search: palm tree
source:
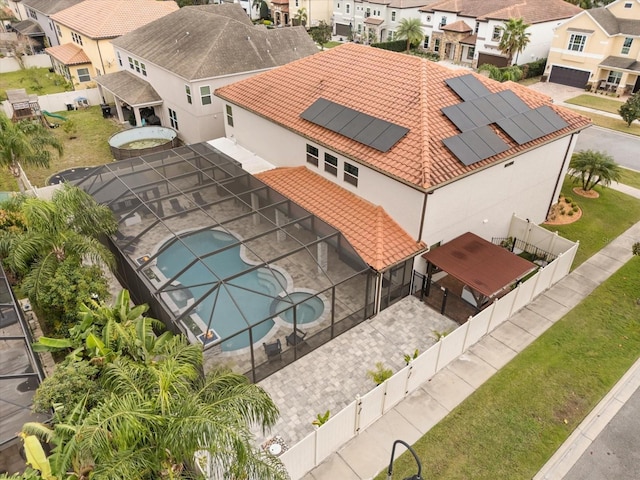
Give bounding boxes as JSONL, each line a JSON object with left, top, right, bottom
{"left": 569, "top": 149, "right": 621, "bottom": 192}
{"left": 293, "top": 7, "right": 307, "bottom": 26}
{"left": 395, "top": 18, "right": 424, "bottom": 52}
{"left": 498, "top": 18, "right": 531, "bottom": 65}
{"left": 0, "top": 183, "right": 116, "bottom": 306}
{"left": 0, "top": 112, "right": 63, "bottom": 192}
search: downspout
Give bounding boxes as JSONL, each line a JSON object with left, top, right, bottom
{"left": 546, "top": 133, "right": 576, "bottom": 218}
{"left": 373, "top": 271, "right": 383, "bottom": 314}
{"left": 96, "top": 38, "right": 106, "bottom": 75}
{"left": 417, "top": 190, "right": 432, "bottom": 243}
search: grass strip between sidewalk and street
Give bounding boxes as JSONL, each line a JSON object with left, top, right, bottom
{"left": 618, "top": 168, "right": 640, "bottom": 190}
{"left": 565, "top": 107, "right": 640, "bottom": 137}
{"left": 565, "top": 94, "right": 624, "bottom": 114}
{"left": 378, "top": 256, "right": 640, "bottom": 480}
{"left": 542, "top": 176, "right": 640, "bottom": 268}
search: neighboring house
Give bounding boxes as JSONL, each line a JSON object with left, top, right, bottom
{"left": 215, "top": 44, "right": 590, "bottom": 264}
{"left": 334, "top": 0, "right": 436, "bottom": 43}
{"left": 419, "top": 0, "right": 582, "bottom": 67}
{"left": 19, "top": 0, "right": 82, "bottom": 48}
{"left": 6, "top": 17, "right": 44, "bottom": 53}
{"left": 291, "top": 0, "right": 332, "bottom": 27}
{"left": 4, "top": 0, "right": 26, "bottom": 22}
{"left": 545, "top": 0, "right": 640, "bottom": 94}
{"left": 98, "top": 3, "right": 318, "bottom": 143}
{"left": 45, "top": 0, "right": 178, "bottom": 90}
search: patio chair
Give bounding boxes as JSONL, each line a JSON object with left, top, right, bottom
{"left": 286, "top": 330, "right": 307, "bottom": 347}
{"left": 114, "top": 230, "right": 135, "bottom": 244}
{"left": 263, "top": 339, "right": 282, "bottom": 362}
{"left": 170, "top": 198, "right": 187, "bottom": 217}
{"left": 192, "top": 191, "right": 209, "bottom": 209}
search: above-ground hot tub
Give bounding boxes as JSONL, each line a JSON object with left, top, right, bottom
{"left": 109, "top": 126, "right": 178, "bottom": 160}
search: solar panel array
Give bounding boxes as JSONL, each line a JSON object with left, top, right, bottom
{"left": 300, "top": 98, "right": 409, "bottom": 153}
{"left": 441, "top": 74, "right": 569, "bottom": 166}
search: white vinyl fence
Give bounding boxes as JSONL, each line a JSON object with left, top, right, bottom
{"left": 279, "top": 220, "right": 578, "bottom": 480}
{"left": 0, "top": 53, "right": 52, "bottom": 72}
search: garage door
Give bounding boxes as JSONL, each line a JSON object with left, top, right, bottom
{"left": 477, "top": 53, "right": 508, "bottom": 68}
{"left": 335, "top": 23, "right": 351, "bottom": 37}
{"left": 549, "top": 66, "right": 590, "bottom": 88}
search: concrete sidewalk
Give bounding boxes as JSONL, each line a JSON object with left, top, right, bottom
{"left": 304, "top": 183, "right": 640, "bottom": 479}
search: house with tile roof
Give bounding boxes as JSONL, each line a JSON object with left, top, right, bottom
{"left": 418, "top": 0, "right": 582, "bottom": 67}
{"left": 545, "top": 0, "right": 640, "bottom": 94}
{"left": 98, "top": 3, "right": 318, "bottom": 142}
{"left": 333, "top": 0, "right": 437, "bottom": 43}
{"left": 214, "top": 44, "right": 590, "bottom": 271}
{"left": 18, "top": 0, "right": 82, "bottom": 47}
{"left": 45, "top": 0, "right": 178, "bottom": 90}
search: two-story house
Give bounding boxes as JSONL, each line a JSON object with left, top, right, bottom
{"left": 97, "top": 3, "right": 318, "bottom": 142}
{"left": 545, "top": 0, "right": 640, "bottom": 94}
{"left": 18, "top": 0, "right": 82, "bottom": 48}
{"left": 419, "top": 0, "right": 582, "bottom": 67}
{"left": 333, "top": 0, "right": 436, "bottom": 43}
{"left": 214, "top": 43, "right": 590, "bottom": 264}
{"left": 45, "top": 0, "right": 178, "bottom": 89}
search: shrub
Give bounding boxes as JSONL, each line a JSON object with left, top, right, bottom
{"left": 572, "top": 206, "right": 579, "bottom": 212}
{"left": 367, "top": 362, "right": 393, "bottom": 385}
{"left": 568, "top": 210, "right": 574, "bottom": 216}
{"left": 371, "top": 39, "right": 407, "bottom": 52}
{"left": 633, "top": 242, "right": 640, "bottom": 256}
{"left": 564, "top": 196, "right": 572, "bottom": 204}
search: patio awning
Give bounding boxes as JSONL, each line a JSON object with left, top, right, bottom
{"left": 422, "top": 232, "right": 536, "bottom": 298}
{"left": 95, "top": 70, "right": 161, "bottom": 106}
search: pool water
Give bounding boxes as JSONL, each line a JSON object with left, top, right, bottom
{"left": 120, "top": 138, "right": 169, "bottom": 149}
{"left": 156, "top": 230, "right": 287, "bottom": 351}
{"left": 273, "top": 292, "right": 324, "bottom": 325}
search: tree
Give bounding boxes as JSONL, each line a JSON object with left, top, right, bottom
{"left": 293, "top": 7, "right": 307, "bottom": 26}
{"left": 310, "top": 21, "right": 332, "bottom": 50}
{"left": 619, "top": 92, "right": 640, "bottom": 126}
{"left": 395, "top": 18, "right": 424, "bottom": 52}
{"left": 498, "top": 18, "right": 531, "bottom": 65}
{"left": 569, "top": 149, "right": 621, "bottom": 192}
{"left": 0, "top": 112, "right": 63, "bottom": 192}
{"left": 253, "top": 0, "right": 269, "bottom": 20}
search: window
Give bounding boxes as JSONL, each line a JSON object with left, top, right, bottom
{"left": 324, "top": 153, "right": 338, "bottom": 175}
{"left": 169, "top": 108, "right": 178, "bottom": 130}
{"left": 71, "top": 32, "right": 83, "bottom": 45}
{"left": 365, "top": 8, "right": 370, "bottom": 17}
{"left": 185, "top": 85, "right": 192, "bottom": 104}
{"left": 27, "top": 8, "right": 37, "bottom": 19}
{"left": 134, "top": 59, "right": 140, "bottom": 73}
{"left": 358, "top": 24, "right": 362, "bottom": 33}
{"left": 474, "top": 21, "right": 479, "bottom": 34}
{"left": 622, "top": 37, "right": 633, "bottom": 55}
{"left": 200, "top": 86, "right": 212, "bottom": 105}
{"left": 117, "top": 52, "right": 122, "bottom": 66}
{"left": 128, "top": 56, "right": 134, "bottom": 70}
{"left": 306, "top": 145, "right": 319, "bottom": 166}
{"left": 344, "top": 162, "right": 358, "bottom": 186}
{"left": 76, "top": 68, "right": 90, "bottom": 82}
{"left": 391, "top": 11, "right": 396, "bottom": 21}
{"left": 95, "top": 68, "right": 101, "bottom": 76}
{"left": 568, "top": 33, "right": 586, "bottom": 52}
{"left": 467, "top": 46, "right": 475, "bottom": 60}
{"left": 607, "top": 70, "right": 622, "bottom": 85}
{"left": 492, "top": 26, "right": 501, "bottom": 41}
{"left": 140, "top": 62, "right": 147, "bottom": 76}
{"left": 625, "top": 2, "right": 632, "bottom": 7}
{"left": 423, "top": 35, "right": 429, "bottom": 48}
{"left": 426, "top": 15, "right": 431, "bottom": 22}
{"left": 55, "top": 24, "right": 62, "bottom": 37}
{"left": 295, "top": 0, "right": 299, "bottom": 5}
{"left": 226, "top": 105, "right": 234, "bottom": 126}
{"left": 346, "top": 3, "right": 350, "bottom": 13}
{"left": 434, "top": 38, "right": 440, "bottom": 52}
{"left": 440, "top": 16, "right": 447, "bottom": 28}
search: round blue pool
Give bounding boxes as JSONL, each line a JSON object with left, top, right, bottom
{"left": 273, "top": 292, "right": 324, "bottom": 325}
{"left": 156, "top": 229, "right": 288, "bottom": 351}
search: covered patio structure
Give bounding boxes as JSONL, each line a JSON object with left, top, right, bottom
{"left": 95, "top": 70, "right": 163, "bottom": 127}
{"left": 419, "top": 232, "right": 537, "bottom": 322}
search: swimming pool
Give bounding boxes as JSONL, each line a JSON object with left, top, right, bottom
{"left": 156, "top": 229, "right": 288, "bottom": 351}
{"left": 272, "top": 292, "right": 325, "bottom": 325}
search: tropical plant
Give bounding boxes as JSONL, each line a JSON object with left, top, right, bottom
{"left": 619, "top": 92, "right": 640, "bottom": 127}
{"left": 477, "top": 64, "right": 523, "bottom": 82}
{"left": 293, "top": 7, "right": 307, "bottom": 26}
{"left": 404, "top": 349, "right": 419, "bottom": 365}
{"left": 312, "top": 410, "right": 331, "bottom": 427}
{"left": 310, "top": 20, "right": 332, "bottom": 50}
{"left": 632, "top": 242, "right": 640, "bottom": 256}
{"left": 569, "top": 149, "right": 622, "bottom": 192}
{"left": 0, "top": 112, "right": 63, "bottom": 192}
{"left": 498, "top": 18, "right": 531, "bottom": 65}
{"left": 367, "top": 361, "right": 393, "bottom": 385}
{"left": 395, "top": 18, "right": 424, "bottom": 52}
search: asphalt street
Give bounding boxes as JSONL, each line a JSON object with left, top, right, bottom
{"left": 574, "top": 126, "right": 640, "bottom": 171}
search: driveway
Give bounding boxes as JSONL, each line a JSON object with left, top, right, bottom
{"left": 575, "top": 126, "right": 640, "bottom": 171}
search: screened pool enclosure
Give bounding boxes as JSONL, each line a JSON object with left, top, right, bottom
{"left": 75, "top": 143, "right": 376, "bottom": 381}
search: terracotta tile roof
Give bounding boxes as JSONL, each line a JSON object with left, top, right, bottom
{"left": 45, "top": 43, "right": 91, "bottom": 65}
{"left": 389, "top": 0, "right": 440, "bottom": 7}
{"left": 420, "top": 0, "right": 581, "bottom": 24}
{"left": 442, "top": 19, "right": 472, "bottom": 32}
{"left": 364, "top": 17, "right": 385, "bottom": 25}
{"left": 216, "top": 44, "right": 591, "bottom": 190}
{"left": 51, "top": 0, "right": 179, "bottom": 39}
{"left": 256, "top": 167, "right": 426, "bottom": 271}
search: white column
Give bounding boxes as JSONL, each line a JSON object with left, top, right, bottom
{"left": 317, "top": 239, "right": 328, "bottom": 274}
{"left": 251, "top": 193, "right": 260, "bottom": 226}
{"left": 275, "top": 209, "right": 286, "bottom": 242}
{"left": 134, "top": 107, "right": 142, "bottom": 127}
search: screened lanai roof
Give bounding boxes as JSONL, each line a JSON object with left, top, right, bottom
{"left": 74, "top": 143, "right": 370, "bottom": 348}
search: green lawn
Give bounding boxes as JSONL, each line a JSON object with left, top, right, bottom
{"left": 542, "top": 176, "right": 640, "bottom": 268}
{"left": 565, "top": 94, "right": 624, "bottom": 114}
{"left": 323, "top": 41, "right": 344, "bottom": 48}
{"left": 517, "top": 76, "right": 542, "bottom": 87}
{"left": 0, "top": 106, "right": 123, "bottom": 189}
{"left": 378, "top": 255, "right": 640, "bottom": 480}
{"left": 0, "top": 67, "right": 71, "bottom": 99}
{"left": 564, "top": 107, "right": 640, "bottom": 136}
{"left": 618, "top": 167, "right": 640, "bottom": 189}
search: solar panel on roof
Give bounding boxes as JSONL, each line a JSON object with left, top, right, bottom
{"left": 496, "top": 118, "right": 531, "bottom": 145}
{"left": 445, "top": 74, "right": 491, "bottom": 101}
{"left": 497, "top": 90, "right": 530, "bottom": 114}
{"left": 442, "top": 135, "right": 480, "bottom": 166}
{"left": 460, "top": 74, "right": 492, "bottom": 99}
{"left": 459, "top": 101, "right": 491, "bottom": 129}
{"left": 524, "top": 108, "right": 556, "bottom": 135}
{"left": 459, "top": 129, "right": 495, "bottom": 160}
{"left": 511, "top": 113, "right": 544, "bottom": 140}
{"left": 472, "top": 96, "right": 503, "bottom": 123}
{"left": 476, "top": 125, "right": 510, "bottom": 155}
{"left": 300, "top": 98, "right": 409, "bottom": 152}
{"left": 442, "top": 126, "right": 509, "bottom": 166}
{"left": 537, "top": 105, "right": 569, "bottom": 130}
{"left": 441, "top": 104, "right": 478, "bottom": 132}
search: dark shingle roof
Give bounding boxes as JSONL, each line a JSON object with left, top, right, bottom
{"left": 600, "top": 55, "right": 640, "bottom": 72}
{"left": 112, "top": 4, "right": 318, "bottom": 81}
{"left": 21, "top": 0, "right": 83, "bottom": 15}
{"left": 95, "top": 70, "right": 161, "bottom": 105}
{"left": 589, "top": 7, "right": 640, "bottom": 36}
{"left": 11, "top": 19, "right": 43, "bottom": 36}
